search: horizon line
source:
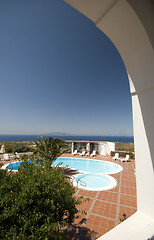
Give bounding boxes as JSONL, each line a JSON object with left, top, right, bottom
{"left": 0, "top": 133, "right": 134, "bottom": 137}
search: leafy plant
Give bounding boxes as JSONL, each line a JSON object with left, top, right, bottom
{"left": 0, "top": 158, "right": 83, "bottom": 239}
{"left": 0, "top": 137, "right": 85, "bottom": 239}
{"left": 33, "top": 136, "right": 66, "bottom": 167}
{"left": 128, "top": 152, "right": 134, "bottom": 159}
{"left": 12, "top": 143, "right": 32, "bottom": 153}
{"left": 119, "top": 212, "right": 127, "bottom": 222}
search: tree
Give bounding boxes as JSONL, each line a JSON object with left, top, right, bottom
{"left": 33, "top": 136, "right": 66, "bottom": 167}
{"left": 0, "top": 136, "right": 83, "bottom": 239}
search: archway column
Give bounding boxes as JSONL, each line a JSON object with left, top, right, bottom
{"left": 95, "top": 0, "right": 154, "bottom": 218}
{"left": 71, "top": 142, "right": 74, "bottom": 154}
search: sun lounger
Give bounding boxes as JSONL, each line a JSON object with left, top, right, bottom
{"left": 15, "top": 152, "right": 20, "bottom": 159}
{"left": 72, "top": 150, "right": 78, "bottom": 155}
{"left": 113, "top": 153, "right": 119, "bottom": 160}
{"left": 90, "top": 150, "right": 96, "bottom": 157}
{"left": 79, "top": 150, "right": 86, "bottom": 156}
{"left": 119, "top": 154, "right": 130, "bottom": 162}
{"left": 86, "top": 152, "right": 89, "bottom": 156}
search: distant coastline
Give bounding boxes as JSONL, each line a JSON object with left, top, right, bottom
{"left": 0, "top": 135, "right": 134, "bottom": 143}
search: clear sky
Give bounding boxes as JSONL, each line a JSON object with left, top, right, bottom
{"left": 0, "top": 0, "right": 133, "bottom": 136}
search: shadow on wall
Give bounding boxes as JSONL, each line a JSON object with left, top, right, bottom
{"left": 138, "top": 92, "right": 154, "bottom": 172}
{"left": 147, "top": 235, "right": 154, "bottom": 240}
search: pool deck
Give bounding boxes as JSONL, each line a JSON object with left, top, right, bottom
{"left": 61, "top": 153, "right": 137, "bottom": 240}
{"left": 1, "top": 154, "right": 137, "bottom": 239}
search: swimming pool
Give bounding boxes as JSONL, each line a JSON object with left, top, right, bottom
{"left": 2, "top": 161, "right": 22, "bottom": 171}
{"left": 2, "top": 157, "right": 122, "bottom": 191}
{"left": 53, "top": 157, "right": 123, "bottom": 174}
{"left": 72, "top": 173, "right": 117, "bottom": 191}
{"left": 2, "top": 157, "right": 122, "bottom": 174}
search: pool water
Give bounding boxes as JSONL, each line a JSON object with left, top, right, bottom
{"left": 53, "top": 157, "right": 122, "bottom": 174}
{"left": 72, "top": 173, "right": 117, "bottom": 191}
{"left": 6, "top": 161, "right": 22, "bottom": 171}
{"left": 2, "top": 157, "right": 122, "bottom": 191}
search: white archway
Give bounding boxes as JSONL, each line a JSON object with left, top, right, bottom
{"left": 64, "top": 0, "right": 154, "bottom": 239}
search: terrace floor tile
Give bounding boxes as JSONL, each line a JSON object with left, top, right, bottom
{"left": 120, "top": 193, "right": 137, "bottom": 208}
{"left": 91, "top": 200, "right": 117, "bottom": 219}
{"left": 97, "top": 191, "right": 119, "bottom": 204}
{"left": 84, "top": 214, "right": 115, "bottom": 239}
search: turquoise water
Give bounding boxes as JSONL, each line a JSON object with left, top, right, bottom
{"left": 72, "top": 173, "right": 117, "bottom": 191}
{"left": 6, "top": 157, "right": 122, "bottom": 174}
{"left": 76, "top": 174, "right": 110, "bottom": 188}
{"left": 5, "top": 158, "right": 120, "bottom": 191}
{"left": 7, "top": 161, "right": 23, "bottom": 171}
{"left": 53, "top": 157, "right": 122, "bottom": 174}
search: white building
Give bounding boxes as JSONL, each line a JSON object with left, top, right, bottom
{"left": 66, "top": 140, "right": 115, "bottom": 155}
{"left": 0, "top": 145, "right": 5, "bottom": 154}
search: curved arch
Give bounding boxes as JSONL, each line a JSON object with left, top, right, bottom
{"left": 64, "top": 0, "right": 154, "bottom": 239}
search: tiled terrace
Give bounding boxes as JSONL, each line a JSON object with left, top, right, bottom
{"left": 62, "top": 153, "right": 137, "bottom": 239}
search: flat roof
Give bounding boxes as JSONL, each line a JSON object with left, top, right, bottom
{"left": 65, "top": 140, "right": 106, "bottom": 144}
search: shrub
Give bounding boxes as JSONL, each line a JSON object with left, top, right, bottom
{"left": 119, "top": 212, "right": 127, "bottom": 222}
{"left": 128, "top": 152, "right": 134, "bottom": 159}
{"left": 4, "top": 145, "right": 13, "bottom": 153}
{"left": 12, "top": 143, "right": 32, "bottom": 153}
{"left": 0, "top": 159, "right": 82, "bottom": 239}
{"left": 0, "top": 137, "right": 83, "bottom": 239}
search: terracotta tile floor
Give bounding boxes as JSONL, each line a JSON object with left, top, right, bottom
{"left": 61, "top": 153, "right": 137, "bottom": 239}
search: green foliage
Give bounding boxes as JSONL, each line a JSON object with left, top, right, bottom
{"left": 128, "top": 152, "right": 134, "bottom": 159}
{"left": 115, "top": 142, "right": 134, "bottom": 152}
{"left": 0, "top": 159, "right": 82, "bottom": 239}
{"left": 3, "top": 143, "right": 32, "bottom": 154}
{"left": 20, "top": 154, "right": 29, "bottom": 161}
{"left": 4, "top": 145, "right": 13, "bottom": 153}
{"left": 119, "top": 212, "right": 127, "bottom": 222}
{"left": 34, "top": 136, "right": 67, "bottom": 167}
{"left": 12, "top": 143, "right": 32, "bottom": 153}
{"left": 0, "top": 137, "right": 85, "bottom": 239}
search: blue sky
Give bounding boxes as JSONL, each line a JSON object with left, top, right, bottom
{"left": 0, "top": 0, "right": 133, "bottom": 136}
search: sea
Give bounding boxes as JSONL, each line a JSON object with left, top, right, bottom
{"left": 0, "top": 135, "right": 134, "bottom": 143}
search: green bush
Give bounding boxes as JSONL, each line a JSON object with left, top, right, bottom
{"left": 12, "top": 143, "right": 32, "bottom": 153}
{"left": 0, "top": 137, "right": 83, "bottom": 239}
{"left": 4, "top": 145, "right": 13, "bottom": 153}
{"left": 128, "top": 152, "right": 134, "bottom": 159}
{"left": 0, "top": 159, "right": 82, "bottom": 239}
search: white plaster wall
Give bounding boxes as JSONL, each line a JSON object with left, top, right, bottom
{"left": 98, "top": 143, "right": 106, "bottom": 155}
{"left": 96, "top": 0, "right": 154, "bottom": 218}
{"left": 98, "top": 142, "right": 115, "bottom": 155}
{"left": 71, "top": 142, "right": 74, "bottom": 154}
{"left": 106, "top": 141, "right": 115, "bottom": 153}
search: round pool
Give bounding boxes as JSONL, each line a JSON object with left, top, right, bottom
{"left": 53, "top": 157, "right": 123, "bottom": 174}
{"left": 72, "top": 173, "right": 117, "bottom": 191}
